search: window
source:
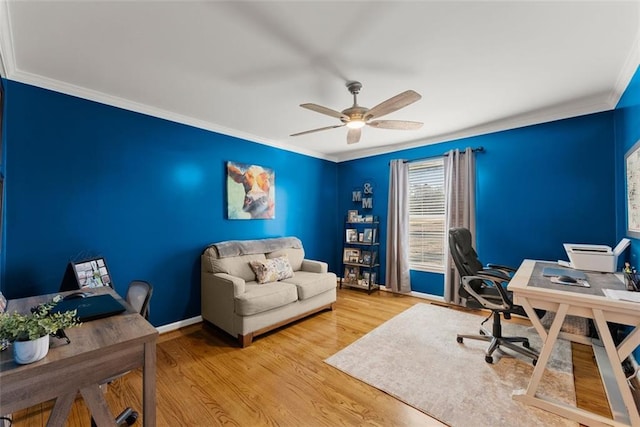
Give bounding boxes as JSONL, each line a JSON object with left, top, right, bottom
{"left": 408, "top": 158, "right": 445, "bottom": 272}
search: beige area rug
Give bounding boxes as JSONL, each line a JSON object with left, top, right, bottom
{"left": 325, "top": 303, "right": 578, "bottom": 427}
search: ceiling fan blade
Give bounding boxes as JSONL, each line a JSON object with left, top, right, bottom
{"left": 290, "top": 124, "right": 345, "bottom": 137}
{"left": 368, "top": 120, "right": 423, "bottom": 130}
{"left": 365, "top": 90, "right": 422, "bottom": 120}
{"left": 347, "top": 128, "right": 361, "bottom": 144}
{"left": 300, "top": 103, "right": 349, "bottom": 120}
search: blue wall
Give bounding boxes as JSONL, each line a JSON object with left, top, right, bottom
{"left": 2, "top": 81, "right": 339, "bottom": 326}
{"left": 615, "top": 66, "right": 640, "bottom": 268}
{"left": 338, "top": 112, "right": 617, "bottom": 295}
{"left": 1, "top": 65, "right": 636, "bottom": 324}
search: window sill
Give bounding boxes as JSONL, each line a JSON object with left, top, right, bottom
{"left": 409, "top": 266, "right": 445, "bottom": 274}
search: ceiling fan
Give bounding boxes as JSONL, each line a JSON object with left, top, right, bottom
{"left": 291, "top": 81, "right": 423, "bottom": 144}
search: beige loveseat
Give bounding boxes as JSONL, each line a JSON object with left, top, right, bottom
{"left": 201, "top": 237, "right": 337, "bottom": 346}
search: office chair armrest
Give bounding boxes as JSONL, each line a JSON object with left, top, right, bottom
{"left": 477, "top": 269, "right": 510, "bottom": 282}
{"left": 476, "top": 270, "right": 513, "bottom": 305}
{"left": 461, "top": 274, "right": 512, "bottom": 312}
{"left": 484, "top": 263, "right": 516, "bottom": 275}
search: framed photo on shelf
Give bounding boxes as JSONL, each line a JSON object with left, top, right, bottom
{"left": 343, "top": 248, "right": 361, "bottom": 263}
{"left": 347, "top": 210, "right": 359, "bottom": 223}
{"left": 346, "top": 228, "right": 358, "bottom": 242}
{"left": 344, "top": 266, "right": 360, "bottom": 284}
{"left": 362, "top": 271, "right": 377, "bottom": 286}
{"left": 361, "top": 250, "right": 372, "bottom": 265}
{"left": 364, "top": 215, "right": 374, "bottom": 222}
{"left": 363, "top": 228, "right": 373, "bottom": 243}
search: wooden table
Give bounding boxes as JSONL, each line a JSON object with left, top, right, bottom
{"left": 0, "top": 287, "right": 158, "bottom": 426}
{"left": 508, "top": 259, "right": 640, "bottom": 427}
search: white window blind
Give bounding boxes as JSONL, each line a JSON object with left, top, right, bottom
{"left": 408, "top": 158, "right": 445, "bottom": 272}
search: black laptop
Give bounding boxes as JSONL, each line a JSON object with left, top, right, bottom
{"left": 51, "top": 294, "right": 126, "bottom": 322}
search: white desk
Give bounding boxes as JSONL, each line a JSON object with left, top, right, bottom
{"left": 508, "top": 260, "right": 640, "bottom": 427}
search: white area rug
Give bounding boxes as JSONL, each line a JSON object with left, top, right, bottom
{"left": 325, "top": 303, "right": 578, "bottom": 427}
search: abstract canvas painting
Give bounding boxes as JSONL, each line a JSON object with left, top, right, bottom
{"left": 227, "top": 161, "right": 275, "bottom": 219}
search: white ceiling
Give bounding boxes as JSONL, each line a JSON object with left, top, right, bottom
{"left": 1, "top": 1, "right": 639, "bottom": 162}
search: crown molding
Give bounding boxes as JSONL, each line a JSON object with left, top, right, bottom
{"left": 608, "top": 25, "right": 640, "bottom": 108}
{"left": 0, "top": 0, "right": 14, "bottom": 79}
{"left": 0, "top": 49, "right": 5, "bottom": 80}
{"left": 9, "top": 67, "right": 618, "bottom": 166}
{"left": 7, "top": 70, "right": 340, "bottom": 163}
{"left": 2, "top": 67, "right": 626, "bottom": 166}
{"left": 335, "top": 97, "right": 613, "bottom": 163}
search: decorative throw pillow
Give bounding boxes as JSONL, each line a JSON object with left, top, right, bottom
{"left": 249, "top": 255, "right": 294, "bottom": 284}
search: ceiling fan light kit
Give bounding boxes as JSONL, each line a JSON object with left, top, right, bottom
{"left": 346, "top": 120, "right": 365, "bottom": 129}
{"left": 291, "top": 81, "right": 423, "bottom": 144}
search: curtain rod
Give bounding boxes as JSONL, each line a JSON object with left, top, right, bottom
{"left": 401, "top": 146, "right": 485, "bottom": 164}
{"left": 445, "top": 146, "right": 484, "bottom": 155}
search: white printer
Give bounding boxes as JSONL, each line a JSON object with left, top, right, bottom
{"left": 562, "top": 238, "right": 631, "bottom": 273}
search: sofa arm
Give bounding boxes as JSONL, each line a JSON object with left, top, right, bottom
{"left": 209, "top": 273, "right": 247, "bottom": 296}
{"left": 201, "top": 272, "right": 247, "bottom": 336}
{"left": 300, "top": 259, "right": 328, "bottom": 274}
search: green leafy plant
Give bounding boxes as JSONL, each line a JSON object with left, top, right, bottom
{"left": 0, "top": 295, "right": 81, "bottom": 342}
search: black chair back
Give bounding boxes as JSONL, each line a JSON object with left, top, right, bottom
{"left": 449, "top": 227, "right": 483, "bottom": 277}
{"left": 449, "top": 227, "right": 487, "bottom": 300}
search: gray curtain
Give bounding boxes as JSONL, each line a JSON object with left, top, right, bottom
{"left": 385, "top": 160, "right": 411, "bottom": 293}
{"left": 443, "top": 147, "right": 477, "bottom": 304}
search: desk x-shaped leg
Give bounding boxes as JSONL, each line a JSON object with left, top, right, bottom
{"left": 514, "top": 298, "right": 640, "bottom": 427}
{"left": 43, "top": 385, "right": 117, "bottom": 427}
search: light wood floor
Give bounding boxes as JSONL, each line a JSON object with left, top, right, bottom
{"left": 10, "top": 288, "right": 611, "bottom": 426}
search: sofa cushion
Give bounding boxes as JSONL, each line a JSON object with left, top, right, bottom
{"left": 281, "top": 271, "right": 336, "bottom": 300}
{"left": 266, "top": 247, "right": 304, "bottom": 271}
{"left": 207, "top": 253, "right": 267, "bottom": 282}
{"left": 249, "top": 255, "right": 294, "bottom": 284}
{"left": 235, "top": 282, "right": 298, "bottom": 316}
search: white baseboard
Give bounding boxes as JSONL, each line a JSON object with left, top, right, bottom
{"left": 153, "top": 293, "right": 441, "bottom": 335}
{"left": 156, "top": 315, "right": 202, "bottom": 334}
{"left": 379, "top": 285, "right": 447, "bottom": 303}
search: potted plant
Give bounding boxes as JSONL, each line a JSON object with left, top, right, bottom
{"left": 0, "top": 295, "right": 81, "bottom": 364}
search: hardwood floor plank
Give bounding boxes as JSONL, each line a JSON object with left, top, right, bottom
{"left": 9, "top": 289, "right": 610, "bottom": 426}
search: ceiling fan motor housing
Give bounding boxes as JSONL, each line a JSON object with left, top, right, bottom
{"left": 341, "top": 106, "right": 369, "bottom": 123}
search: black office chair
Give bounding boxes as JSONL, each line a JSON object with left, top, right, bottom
{"left": 448, "top": 227, "right": 538, "bottom": 365}
{"left": 92, "top": 280, "right": 153, "bottom": 427}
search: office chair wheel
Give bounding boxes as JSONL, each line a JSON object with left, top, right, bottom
{"left": 522, "top": 340, "right": 530, "bottom": 349}
{"left": 125, "top": 411, "right": 138, "bottom": 426}
{"left": 532, "top": 358, "right": 537, "bottom": 366}
{"left": 456, "top": 336, "right": 463, "bottom": 343}
{"left": 479, "top": 329, "right": 486, "bottom": 335}
{"left": 115, "top": 407, "right": 138, "bottom": 426}
{"left": 485, "top": 355, "right": 493, "bottom": 364}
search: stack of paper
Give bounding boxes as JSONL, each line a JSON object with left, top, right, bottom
{"left": 602, "top": 289, "right": 640, "bottom": 303}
